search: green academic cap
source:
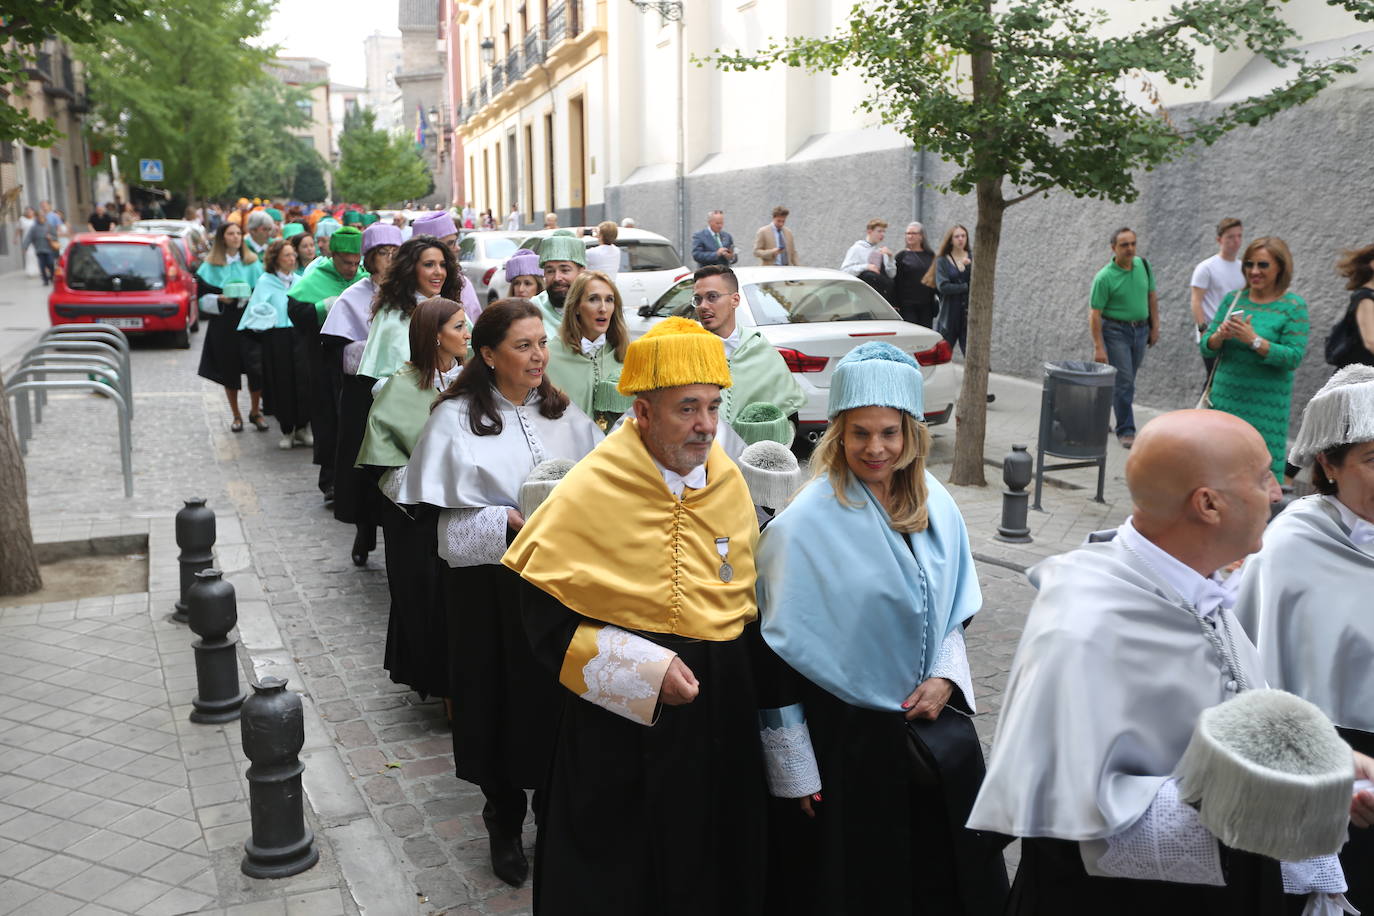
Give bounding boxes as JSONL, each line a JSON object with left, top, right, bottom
{"left": 282, "top": 223, "right": 305, "bottom": 239}
{"left": 343, "top": 210, "right": 364, "bottom": 226}
{"left": 264, "top": 207, "right": 283, "bottom": 223}
{"left": 330, "top": 226, "right": 363, "bottom": 254}
{"left": 361, "top": 212, "right": 380, "bottom": 226}
{"left": 538, "top": 232, "right": 586, "bottom": 267}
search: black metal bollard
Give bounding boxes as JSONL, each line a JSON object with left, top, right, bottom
{"left": 187, "top": 569, "right": 245, "bottom": 724}
{"left": 174, "top": 498, "right": 216, "bottom": 624}
{"left": 995, "top": 445, "right": 1034, "bottom": 543}
{"left": 240, "top": 677, "right": 319, "bottom": 879}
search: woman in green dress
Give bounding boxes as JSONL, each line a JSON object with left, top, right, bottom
{"left": 1200, "top": 236, "right": 1309, "bottom": 478}
{"left": 545, "top": 269, "right": 631, "bottom": 428}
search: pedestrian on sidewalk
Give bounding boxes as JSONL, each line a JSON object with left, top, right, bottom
{"left": 754, "top": 206, "right": 799, "bottom": 266}
{"left": 1199, "top": 236, "right": 1308, "bottom": 479}
{"left": 27, "top": 203, "right": 59, "bottom": 284}
{"left": 1190, "top": 218, "right": 1245, "bottom": 384}
{"left": 87, "top": 203, "right": 115, "bottom": 233}
{"left": 1327, "top": 243, "right": 1374, "bottom": 369}
{"left": 398, "top": 300, "right": 603, "bottom": 889}
{"left": 754, "top": 342, "right": 1009, "bottom": 916}
{"left": 584, "top": 221, "right": 622, "bottom": 276}
{"left": 692, "top": 209, "right": 738, "bottom": 268}
{"left": 357, "top": 296, "right": 471, "bottom": 710}
{"left": 17, "top": 206, "right": 38, "bottom": 277}
{"left": 925, "top": 224, "right": 972, "bottom": 353}
{"left": 1090, "top": 227, "right": 1159, "bottom": 449}
{"left": 239, "top": 239, "right": 310, "bottom": 449}
{"left": 969, "top": 408, "right": 1370, "bottom": 913}
{"left": 505, "top": 317, "right": 764, "bottom": 914}
{"left": 841, "top": 219, "right": 895, "bottom": 302}
{"left": 505, "top": 203, "right": 521, "bottom": 231}
{"left": 543, "top": 211, "right": 558, "bottom": 230}
{"left": 196, "top": 222, "right": 265, "bottom": 432}
{"left": 893, "top": 221, "right": 937, "bottom": 327}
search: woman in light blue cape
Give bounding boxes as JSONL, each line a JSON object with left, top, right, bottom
{"left": 239, "top": 240, "right": 311, "bottom": 446}
{"left": 753, "top": 341, "right": 1007, "bottom": 915}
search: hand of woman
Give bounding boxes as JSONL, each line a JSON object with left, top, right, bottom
{"left": 1221, "top": 313, "right": 1256, "bottom": 345}
{"left": 902, "top": 677, "right": 954, "bottom": 721}
{"left": 1352, "top": 752, "right": 1374, "bottom": 828}
{"left": 798, "top": 792, "right": 821, "bottom": 818}
{"left": 506, "top": 508, "right": 526, "bottom": 531}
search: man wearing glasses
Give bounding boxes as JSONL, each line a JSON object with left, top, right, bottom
{"left": 692, "top": 265, "right": 805, "bottom": 448}
{"left": 1090, "top": 227, "right": 1160, "bottom": 449}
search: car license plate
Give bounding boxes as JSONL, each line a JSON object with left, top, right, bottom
{"left": 98, "top": 318, "right": 143, "bottom": 329}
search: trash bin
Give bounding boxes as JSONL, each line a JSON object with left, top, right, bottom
{"left": 1033, "top": 360, "right": 1116, "bottom": 509}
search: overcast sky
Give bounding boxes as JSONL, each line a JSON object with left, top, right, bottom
{"left": 257, "top": 0, "right": 400, "bottom": 88}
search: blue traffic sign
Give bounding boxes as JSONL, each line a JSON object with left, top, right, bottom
{"left": 139, "top": 159, "right": 164, "bottom": 182}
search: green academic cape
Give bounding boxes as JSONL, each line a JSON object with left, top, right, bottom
{"left": 545, "top": 337, "right": 625, "bottom": 417}
{"left": 356, "top": 307, "right": 410, "bottom": 380}
{"left": 722, "top": 326, "right": 807, "bottom": 426}
{"left": 356, "top": 364, "right": 437, "bottom": 468}
{"left": 289, "top": 260, "right": 368, "bottom": 321}
{"left": 531, "top": 290, "right": 563, "bottom": 337}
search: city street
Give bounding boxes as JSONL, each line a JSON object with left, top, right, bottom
{"left": 0, "top": 267, "right": 1151, "bottom": 913}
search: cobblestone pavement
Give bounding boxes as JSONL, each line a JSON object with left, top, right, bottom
{"left": 7, "top": 268, "right": 1151, "bottom": 910}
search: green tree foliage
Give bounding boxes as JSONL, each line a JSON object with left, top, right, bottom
{"left": 0, "top": 0, "right": 142, "bottom": 146}
{"left": 76, "top": 0, "right": 275, "bottom": 203}
{"left": 227, "top": 79, "right": 328, "bottom": 201}
{"left": 293, "top": 155, "right": 329, "bottom": 203}
{"left": 707, "top": 0, "right": 1374, "bottom": 485}
{"left": 334, "top": 108, "right": 432, "bottom": 209}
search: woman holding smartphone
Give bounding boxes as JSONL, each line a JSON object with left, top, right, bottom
{"left": 1200, "top": 236, "right": 1309, "bottom": 478}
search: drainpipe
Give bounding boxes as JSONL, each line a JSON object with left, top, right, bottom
{"left": 912, "top": 146, "right": 927, "bottom": 225}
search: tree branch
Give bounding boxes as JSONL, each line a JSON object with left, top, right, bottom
{"left": 1004, "top": 183, "right": 1054, "bottom": 207}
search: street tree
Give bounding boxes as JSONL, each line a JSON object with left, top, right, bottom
{"left": 334, "top": 108, "right": 432, "bottom": 209}
{"left": 227, "top": 79, "right": 328, "bottom": 201}
{"left": 77, "top": 0, "right": 274, "bottom": 204}
{"left": 708, "top": 0, "right": 1374, "bottom": 485}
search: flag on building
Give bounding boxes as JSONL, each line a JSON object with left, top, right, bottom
{"left": 416, "top": 105, "right": 428, "bottom": 150}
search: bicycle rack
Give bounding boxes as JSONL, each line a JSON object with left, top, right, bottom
{"left": 36, "top": 325, "right": 133, "bottom": 415}
{"left": 19, "top": 339, "right": 132, "bottom": 422}
{"left": 5, "top": 377, "right": 133, "bottom": 497}
{"left": 18, "top": 353, "right": 126, "bottom": 426}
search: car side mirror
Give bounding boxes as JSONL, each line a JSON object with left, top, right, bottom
{"left": 637, "top": 304, "right": 653, "bottom": 318}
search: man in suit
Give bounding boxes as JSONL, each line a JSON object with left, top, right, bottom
{"left": 753, "top": 206, "right": 799, "bottom": 266}
{"left": 691, "top": 209, "right": 737, "bottom": 268}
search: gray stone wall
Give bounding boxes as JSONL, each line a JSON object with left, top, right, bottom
{"left": 606, "top": 87, "right": 1374, "bottom": 433}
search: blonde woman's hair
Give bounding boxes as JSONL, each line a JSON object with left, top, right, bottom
{"left": 809, "top": 409, "right": 932, "bottom": 533}
{"left": 560, "top": 270, "right": 629, "bottom": 362}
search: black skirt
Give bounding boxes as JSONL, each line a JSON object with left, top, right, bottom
{"left": 252, "top": 326, "right": 310, "bottom": 433}
{"left": 379, "top": 500, "right": 447, "bottom": 699}
{"left": 332, "top": 374, "right": 378, "bottom": 525}
{"left": 287, "top": 298, "right": 339, "bottom": 491}
{"left": 197, "top": 303, "right": 262, "bottom": 391}
{"left": 1339, "top": 726, "right": 1374, "bottom": 911}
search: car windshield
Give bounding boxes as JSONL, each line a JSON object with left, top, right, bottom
{"left": 618, "top": 241, "right": 681, "bottom": 272}
{"left": 482, "top": 237, "right": 519, "bottom": 260}
{"left": 743, "top": 277, "right": 900, "bottom": 325}
{"left": 65, "top": 243, "right": 165, "bottom": 291}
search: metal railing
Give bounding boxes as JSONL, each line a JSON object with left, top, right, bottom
{"left": 479, "top": 78, "right": 489, "bottom": 104}
{"left": 491, "top": 63, "right": 505, "bottom": 94}
{"left": 524, "top": 28, "right": 546, "bottom": 67}
{"left": 547, "top": 3, "right": 568, "bottom": 45}
{"left": 506, "top": 48, "right": 522, "bottom": 81}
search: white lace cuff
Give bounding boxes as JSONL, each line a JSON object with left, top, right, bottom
{"left": 342, "top": 340, "right": 366, "bottom": 375}
{"left": 562, "top": 625, "right": 676, "bottom": 726}
{"left": 1282, "top": 854, "right": 1348, "bottom": 894}
{"left": 437, "top": 506, "right": 509, "bottom": 568}
{"left": 379, "top": 466, "right": 406, "bottom": 505}
{"left": 928, "top": 626, "right": 975, "bottom": 714}
{"left": 759, "top": 705, "right": 822, "bottom": 798}
{"left": 1094, "top": 778, "right": 1225, "bottom": 885}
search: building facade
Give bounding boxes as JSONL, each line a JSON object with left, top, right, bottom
{"left": 398, "top": 0, "right": 451, "bottom": 208}
{"left": 265, "top": 57, "right": 335, "bottom": 199}
{"left": 1, "top": 38, "right": 94, "bottom": 274}
{"left": 364, "top": 32, "right": 405, "bottom": 134}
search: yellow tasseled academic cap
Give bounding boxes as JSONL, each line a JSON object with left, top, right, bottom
{"left": 617, "top": 317, "right": 732, "bottom": 395}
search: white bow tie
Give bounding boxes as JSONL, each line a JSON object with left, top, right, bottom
{"left": 1350, "top": 519, "right": 1374, "bottom": 548}
{"left": 580, "top": 335, "right": 605, "bottom": 356}
{"left": 661, "top": 464, "right": 707, "bottom": 498}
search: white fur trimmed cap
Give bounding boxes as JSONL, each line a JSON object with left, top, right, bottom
{"left": 1175, "top": 689, "right": 1354, "bottom": 861}
{"left": 1288, "top": 364, "right": 1374, "bottom": 468}
{"left": 738, "top": 441, "right": 805, "bottom": 510}
{"left": 518, "top": 459, "right": 576, "bottom": 519}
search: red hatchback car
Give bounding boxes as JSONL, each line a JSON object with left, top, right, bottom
{"left": 48, "top": 232, "right": 199, "bottom": 347}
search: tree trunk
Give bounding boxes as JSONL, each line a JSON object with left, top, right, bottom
{"left": 949, "top": 178, "right": 1005, "bottom": 486}
{"left": 0, "top": 376, "right": 44, "bottom": 596}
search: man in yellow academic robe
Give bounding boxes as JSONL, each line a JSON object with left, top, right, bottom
{"left": 504, "top": 317, "right": 767, "bottom": 915}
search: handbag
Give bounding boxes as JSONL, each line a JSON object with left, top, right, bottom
{"left": 1196, "top": 353, "right": 1221, "bottom": 409}
{"left": 904, "top": 704, "right": 980, "bottom": 788}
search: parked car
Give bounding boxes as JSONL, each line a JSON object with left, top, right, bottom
{"left": 130, "top": 219, "right": 209, "bottom": 271}
{"left": 456, "top": 231, "right": 529, "bottom": 301}
{"left": 635, "top": 266, "right": 955, "bottom": 444}
{"left": 486, "top": 227, "right": 693, "bottom": 308}
{"left": 48, "top": 232, "right": 199, "bottom": 348}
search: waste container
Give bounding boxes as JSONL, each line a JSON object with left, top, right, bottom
{"left": 1033, "top": 360, "right": 1116, "bottom": 509}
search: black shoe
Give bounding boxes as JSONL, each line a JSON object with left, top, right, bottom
{"left": 484, "top": 818, "right": 528, "bottom": 887}
{"left": 351, "top": 527, "right": 370, "bottom": 567}
{"left": 323, "top": 487, "right": 335, "bottom": 507}
{"left": 986, "top": 392, "right": 996, "bottom": 404}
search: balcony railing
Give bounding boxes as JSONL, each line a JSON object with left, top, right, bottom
{"left": 506, "top": 48, "right": 522, "bottom": 81}
{"left": 479, "top": 78, "right": 489, "bottom": 104}
{"left": 524, "top": 28, "right": 546, "bottom": 68}
{"left": 547, "top": 3, "right": 568, "bottom": 45}
{"left": 491, "top": 63, "right": 505, "bottom": 93}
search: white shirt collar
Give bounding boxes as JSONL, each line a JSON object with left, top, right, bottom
{"left": 277, "top": 271, "right": 294, "bottom": 286}
{"left": 652, "top": 459, "right": 707, "bottom": 498}
{"left": 1324, "top": 495, "right": 1374, "bottom": 547}
{"left": 1117, "top": 516, "right": 1238, "bottom": 618}
{"left": 721, "top": 325, "right": 743, "bottom": 358}
{"left": 580, "top": 334, "right": 606, "bottom": 355}
{"left": 435, "top": 361, "right": 461, "bottom": 391}
{"left": 227, "top": 253, "right": 241, "bottom": 264}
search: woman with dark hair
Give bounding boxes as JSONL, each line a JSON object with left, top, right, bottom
{"left": 357, "top": 236, "right": 464, "bottom": 382}
{"left": 197, "top": 221, "right": 265, "bottom": 432}
{"left": 357, "top": 297, "right": 470, "bottom": 705}
{"left": 1329, "top": 243, "right": 1374, "bottom": 368}
{"left": 289, "top": 230, "right": 317, "bottom": 275}
{"left": 1235, "top": 364, "right": 1374, "bottom": 910}
{"left": 924, "top": 225, "right": 972, "bottom": 354}
{"left": 397, "top": 300, "right": 601, "bottom": 888}
{"left": 1200, "top": 235, "right": 1309, "bottom": 478}
{"left": 546, "top": 270, "right": 630, "bottom": 426}
{"left": 320, "top": 224, "right": 404, "bottom": 565}
{"left": 239, "top": 239, "right": 311, "bottom": 449}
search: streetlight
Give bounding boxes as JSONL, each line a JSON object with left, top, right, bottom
{"left": 480, "top": 37, "right": 496, "bottom": 68}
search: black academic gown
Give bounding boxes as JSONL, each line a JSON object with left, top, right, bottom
{"left": 253, "top": 326, "right": 310, "bottom": 434}
{"left": 372, "top": 499, "right": 447, "bottom": 700}
{"left": 197, "top": 277, "right": 262, "bottom": 391}
{"left": 287, "top": 297, "right": 338, "bottom": 494}
{"left": 521, "top": 584, "right": 768, "bottom": 916}
{"left": 1339, "top": 727, "right": 1374, "bottom": 911}
{"left": 331, "top": 373, "right": 379, "bottom": 526}
{"left": 752, "top": 627, "right": 1008, "bottom": 916}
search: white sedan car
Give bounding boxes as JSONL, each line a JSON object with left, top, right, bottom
{"left": 487, "top": 227, "right": 693, "bottom": 308}
{"left": 630, "top": 266, "right": 956, "bottom": 445}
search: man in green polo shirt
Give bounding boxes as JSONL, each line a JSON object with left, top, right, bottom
{"left": 1090, "top": 227, "right": 1159, "bottom": 448}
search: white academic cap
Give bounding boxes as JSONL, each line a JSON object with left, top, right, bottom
{"left": 518, "top": 458, "right": 576, "bottom": 519}
{"left": 737, "top": 441, "right": 805, "bottom": 510}
{"left": 1288, "top": 364, "right": 1374, "bottom": 468}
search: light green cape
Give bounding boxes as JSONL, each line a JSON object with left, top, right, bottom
{"left": 721, "top": 326, "right": 807, "bottom": 427}
{"left": 356, "top": 364, "right": 437, "bottom": 468}
{"left": 289, "top": 259, "right": 368, "bottom": 323}
{"left": 195, "top": 258, "right": 262, "bottom": 292}
{"left": 531, "top": 290, "right": 564, "bottom": 337}
{"left": 356, "top": 307, "right": 410, "bottom": 380}
{"left": 546, "top": 337, "right": 625, "bottom": 416}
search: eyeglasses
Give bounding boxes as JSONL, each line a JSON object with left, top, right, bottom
{"left": 690, "top": 291, "right": 733, "bottom": 307}
{"left": 1242, "top": 260, "right": 1272, "bottom": 270}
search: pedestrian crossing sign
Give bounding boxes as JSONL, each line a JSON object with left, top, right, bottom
{"left": 139, "top": 159, "right": 164, "bottom": 182}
